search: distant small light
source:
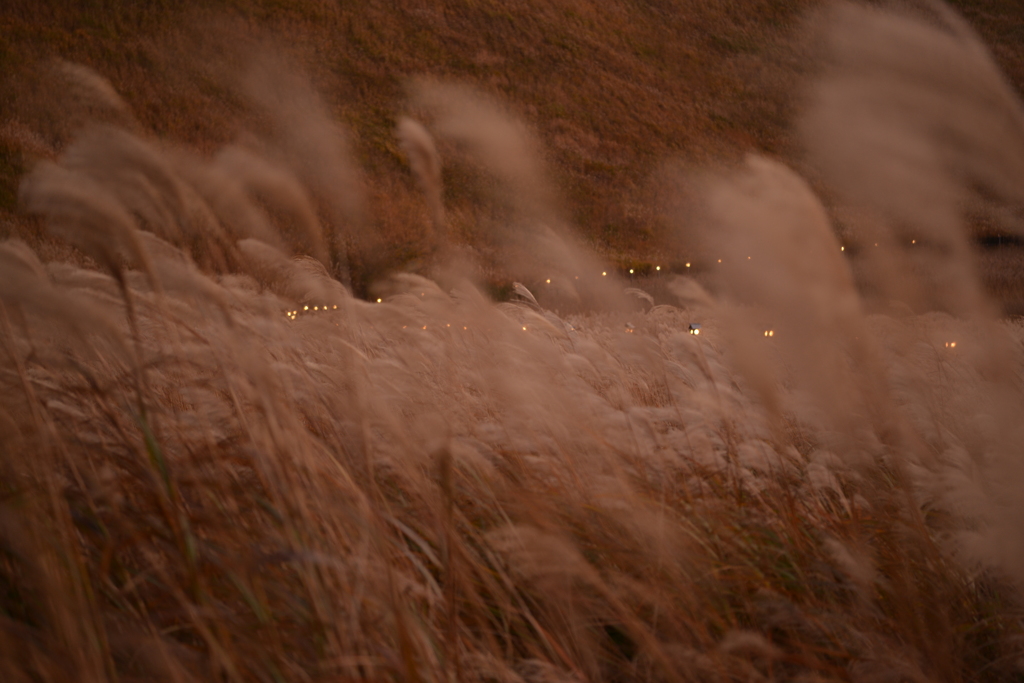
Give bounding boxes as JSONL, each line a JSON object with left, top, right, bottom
{"left": 304, "top": 306, "right": 309, "bottom": 311}
{"left": 685, "top": 262, "right": 691, "bottom": 268}
{"left": 522, "top": 326, "right": 527, "bottom": 331}
{"left": 946, "top": 341, "right": 957, "bottom": 349}
{"left": 874, "top": 243, "right": 879, "bottom": 247}
{"left": 333, "top": 305, "right": 337, "bottom": 309}
{"left": 463, "top": 326, "right": 467, "bottom": 330}
{"left": 841, "top": 246, "right": 845, "bottom": 251}
{"left": 764, "top": 330, "right": 774, "bottom": 337}
{"left": 313, "top": 306, "right": 318, "bottom": 311}
{"left": 575, "top": 276, "right": 579, "bottom": 280}
{"left": 655, "top": 266, "right": 661, "bottom": 271}
{"left": 422, "top": 326, "right": 427, "bottom": 330}
{"left": 747, "top": 256, "right": 751, "bottom": 260}
{"left": 446, "top": 323, "right": 450, "bottom": 327}
{"left": 629, "top": 268, "right": 634, "bottom": 274}
{"left": 912, "top": 239, "right": 916, "bottom": 244}
{"left": 689, "top": 323, "right": 701, "bottom": 335}
{"left": 546, "top": 279, "right": 551, "bottom": 284}
{"left": 376, "top": 298, "right": 382, "bottom": 303}
{"left": 602, "top": 271, "right": 607, "bottom": 276}
{"left": 717, "top": 259, "right": 722, "bottom": 263}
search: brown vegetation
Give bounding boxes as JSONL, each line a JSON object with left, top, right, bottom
{"left": 5, "top": 2, "right": 1024, "bottom": 682}
{"left": 0, "top": 0, "right": 817, "bottom": 280}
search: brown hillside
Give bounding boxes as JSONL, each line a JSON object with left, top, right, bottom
{"left": 1, "top": 0, "right": 1023, "bottom": 289}
{"left": 1, "top": 0, "right": 814, "bottom": 270}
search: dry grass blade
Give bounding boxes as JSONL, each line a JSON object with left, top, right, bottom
{"left": 397, "top": 117, "right": 446, "bottom": 249}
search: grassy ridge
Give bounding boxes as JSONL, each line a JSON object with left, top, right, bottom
{"left": 4, "top": 1, "right": 1024, "bottom": 294}
{"left": 3, "top": 0, "right": 812, "bottom": 266}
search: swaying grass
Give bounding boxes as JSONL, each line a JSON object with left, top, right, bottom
{"left": 4, "top": 2, "right": 1024, "bottom": 682}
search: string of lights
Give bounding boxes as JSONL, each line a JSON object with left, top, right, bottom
{"left": 282, "top": 243, "right": 948, "bottom": 347}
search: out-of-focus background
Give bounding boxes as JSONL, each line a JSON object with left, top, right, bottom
{"left": 3, "top": 0, "right": 1022, "bottom": 307}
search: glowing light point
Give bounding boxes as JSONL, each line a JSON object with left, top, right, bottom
{"left": 912, "top": 239, "right": 916, "bottom": 244}
{"left": 333, "top": 305, "right": 337, "bottom": 309}
{"left": 656, "top": 266, "right": 661, "bottom": 271}
{"left": 546, "top": 279, "right": 551, "bottom": 284}
{"left": 841, "top": 246, "right": 845, "bottom": 251}
{"left": 422, "top": 326, "right": 427, "bottom": 330}
{"left": 689, "top": 323, "right": 702, "bottom": 335}
{"left": 629, "top": 268, "right": 634, "bottom": 274}
{"left": 313, "top": 306, "right": 318, "bottom": 311}
{"left": 522, "top": 326, "right": 527, "bottom": 331}
{"left": 376, "top": 298, "right": 382, "bottom": 303}
{"left": 747, "top": 256, "right": 751, "bottom": 260}
{"left": 602, "top": 271, "right": 607, "bottom": 276}
{"left": 304, "top": 306, "right": 309, "bottom": 310}
{"left": 686, "top": 262, "right": 691, "bottom": 268}
{"left": 717, "top": 259, "right": 722, "bottom": 263}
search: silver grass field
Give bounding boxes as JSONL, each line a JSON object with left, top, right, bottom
{"left": 3, "top": 2, "right": 1024, "bottom": 681}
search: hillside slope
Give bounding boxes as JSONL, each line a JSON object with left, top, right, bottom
{"left": 0, "top": 0, "right": 818, "bottom": 269}
{"left": 1, "top": 0, "right": 1023, "bottom": 290}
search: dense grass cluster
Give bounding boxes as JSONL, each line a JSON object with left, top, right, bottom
{"left": 4, "top": 2, "right": 1024, "bottom": 682}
